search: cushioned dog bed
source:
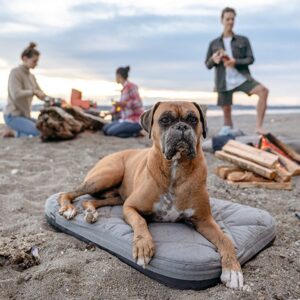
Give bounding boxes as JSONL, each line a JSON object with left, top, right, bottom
{"left": 45, "top": 193, "right": 276, "bottom": 290}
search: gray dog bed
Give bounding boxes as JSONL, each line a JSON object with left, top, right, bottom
{"left": 45, "top": 193, "right": 276, "bottom": 290}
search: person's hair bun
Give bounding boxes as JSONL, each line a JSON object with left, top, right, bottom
{"left": 28, "top": 42, "right": 37, "bottom": 49}
{"left": 116, "top": 65, "right": 131, "bottom": 80}
{"left": 21, "top": 42, "right": 40, "bottom": 59}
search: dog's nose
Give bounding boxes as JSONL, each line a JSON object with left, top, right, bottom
{"left": 175, "top": 123, "right": 188, "bottom": 132}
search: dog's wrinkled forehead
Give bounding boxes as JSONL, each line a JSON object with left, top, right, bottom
{"left": 140, "top": 101, "right": 207, "bottom": 138}
{"left": 155, "top": 104, "right": 197, "bottom": 119}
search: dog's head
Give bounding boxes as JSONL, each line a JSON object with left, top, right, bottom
{"left": 140, "top": 101, "right": 207, "bottom": 160}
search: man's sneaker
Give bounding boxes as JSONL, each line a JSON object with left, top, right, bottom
{"left": 218, "top": 126, "right": 232, "bottom": 136}
{"left": 218, "top": 126, "right": 245, "bottom": 137}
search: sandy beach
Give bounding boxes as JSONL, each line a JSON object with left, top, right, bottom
{"left": 0, "top": 112, "right": 299, "bottom": 300}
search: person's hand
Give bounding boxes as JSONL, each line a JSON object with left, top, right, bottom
{"left": 212, "top": 50, "right": 223, "bottom": 64}
{"left": 115, "top": 101, "right": 126, "bottom": 108}
{"left": 34, "top": 90, "right": 46, "bottom": 100}
{"left": 103, "top": 111, "right": 112, "bottom": 117}
{"left": 224, "top": 58, "right": 236, "bottom": 68}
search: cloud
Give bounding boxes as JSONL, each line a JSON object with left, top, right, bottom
{"left": 0, "top": 0, "right": 299, "bottom": 106}
{"left": 0, "top": 58, "right": 9, "bottom": 69}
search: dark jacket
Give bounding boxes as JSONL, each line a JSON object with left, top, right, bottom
{"left": 205, "top": 34, "right": 254, "bottom": 92}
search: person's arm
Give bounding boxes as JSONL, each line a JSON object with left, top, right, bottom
{"left": 205, "top": 42, "right": 216, "bottom": 69}
{"left": 32, "top": 75, "right": 46, "bottom": 100}
{"left": 8, "top": 70, "right": 34, "bottom": 101}
{"left": 205, "top": 42, "right": 224, "bottom": 69}
{"left": 234, "top": 38, "right": 255, "bottom": 67}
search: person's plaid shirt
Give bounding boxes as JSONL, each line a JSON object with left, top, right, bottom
{"left": 120, "top": 81, "right": 144, "bottom": 123}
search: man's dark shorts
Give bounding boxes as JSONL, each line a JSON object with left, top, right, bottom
{"left": 217, "top": 79, "right": 260, "bottom": 106}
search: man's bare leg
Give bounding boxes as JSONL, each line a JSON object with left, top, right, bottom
{"left": 250, "top": 84, "right": 269, "bottom": 134}
{"left": 222, "top": 105, "right": 233, "bottom": 127}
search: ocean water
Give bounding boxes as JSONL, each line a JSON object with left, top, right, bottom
{"left": 1, "top": 107, "right": 300, "bottom": 124}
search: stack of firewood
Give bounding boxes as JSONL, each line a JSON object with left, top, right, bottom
{"left": 215, "top": 138, "right": 300, "bottom": 190}
{"left": 36, "top": 106, "right": 107, "bottom": 141}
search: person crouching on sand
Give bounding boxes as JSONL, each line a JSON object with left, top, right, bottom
{"left": 102, "top": 66, "right": 144, "bottom": 138}
{"left": 3, "top": 42, "right": 47, "bottom": 137}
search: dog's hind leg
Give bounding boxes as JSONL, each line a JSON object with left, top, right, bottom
{"left": 58, "top": 154, "right": 125, "bottom": 220}
{"left": 82, "top": 196, "right": 124, "bottom": 223}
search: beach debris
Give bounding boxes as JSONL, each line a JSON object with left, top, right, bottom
{"left": 17, "top": 273, "right": 32, "bottom": 284}
{"left": 10, "top": 249, "right": 38, "bottom": 271}
{"left": 11, "top": 169, "right": 19, "bottom": 175}
{"left": 31, "top": 246, "right": 40, "bottom": 263}
{"left": 36, "top": 106, "right": 107, "bottom": 141}
{"left": 215, "top": 135, "right": 300, "bottom": 190}
{"left": 85, "top": 243, "right": 96, "bottom": 251}
{"left": 64, "top": 106, "right": 107, "bottom": 131}
{"left": 0, "top": 233, "right": 45, "bottom": 271}
{"left": 0, "top": 255, "right": 6, "bottom": 266}
{"left": 242, "top": 284, "right": 252, "bottom": 292}
{"left": 36, "top": 107, "right": 83, "bottom": 141}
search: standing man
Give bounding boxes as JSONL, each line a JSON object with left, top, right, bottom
{"left": 205, "top": 7, "right": 269, "bottom": 134}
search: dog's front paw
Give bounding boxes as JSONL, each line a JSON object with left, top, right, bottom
{"left": 58, "top": 204, "right": 77, "bottom": 220}
{"left": 221, "top": 269, "right": 244, "bottom": 290}
{"left": 84, "top": 208, "right": 99, "bottom": 223}
{"left": 133, "top": 235, "right": 155, "bottom": 268}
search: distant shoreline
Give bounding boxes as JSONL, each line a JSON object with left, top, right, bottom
{"left": 1, "top": 103, "right": 300, "bottom": 113}
{"left": 1, "top": 106, "right": 300, "bottom": 124}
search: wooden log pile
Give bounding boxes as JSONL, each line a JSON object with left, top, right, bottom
{"left": 36, "top": 106, "right": 107, "bottom": 141}
{"left": 215, "top": 139, "right": 300, "bottom": 190}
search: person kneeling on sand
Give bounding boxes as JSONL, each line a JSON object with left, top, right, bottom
{"left": 102, "top": 66, "right": 144, "bottom": 138}
{"left": 3, "top": 42, "right": 47, "bottom": 137}
{"left": 205, "top": 7, "right": 269, "bottom": 135}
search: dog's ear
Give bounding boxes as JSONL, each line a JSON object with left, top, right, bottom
{"left": 140, "top": 102, "right": 161, "bottom": 139}
{"left": 193, "top": 102, "right": 207, "bottom": 139}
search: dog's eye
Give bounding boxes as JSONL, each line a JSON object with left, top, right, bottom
{"left": 160, "top": 117, "right": 172, "bottom": 125}
{"left": 187, "top": 116, "right": 198, "bottom": 124}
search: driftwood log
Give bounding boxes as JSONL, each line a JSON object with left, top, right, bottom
{"left": 37, "top": 106, "right": 108, "bottom": 141}
{"left": 36, "top": 107, "right": 83, "bottom": 141}
{"left": 64, "top": 106, "right": 107, "bottom": 130}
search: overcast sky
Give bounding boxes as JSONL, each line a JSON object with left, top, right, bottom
{"left": 0, "top": 0, "right": 299, "bottom": 106}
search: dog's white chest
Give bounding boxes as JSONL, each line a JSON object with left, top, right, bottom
{"left": 152, "top": 157, "right": 195, "bottom": 222}
{"left": 153, "top": 193, "right": 194, "bottom": 222}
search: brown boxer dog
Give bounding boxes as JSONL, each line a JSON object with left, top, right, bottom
{"left": 58, "top": 101, "right": 243, "bottom": 289}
